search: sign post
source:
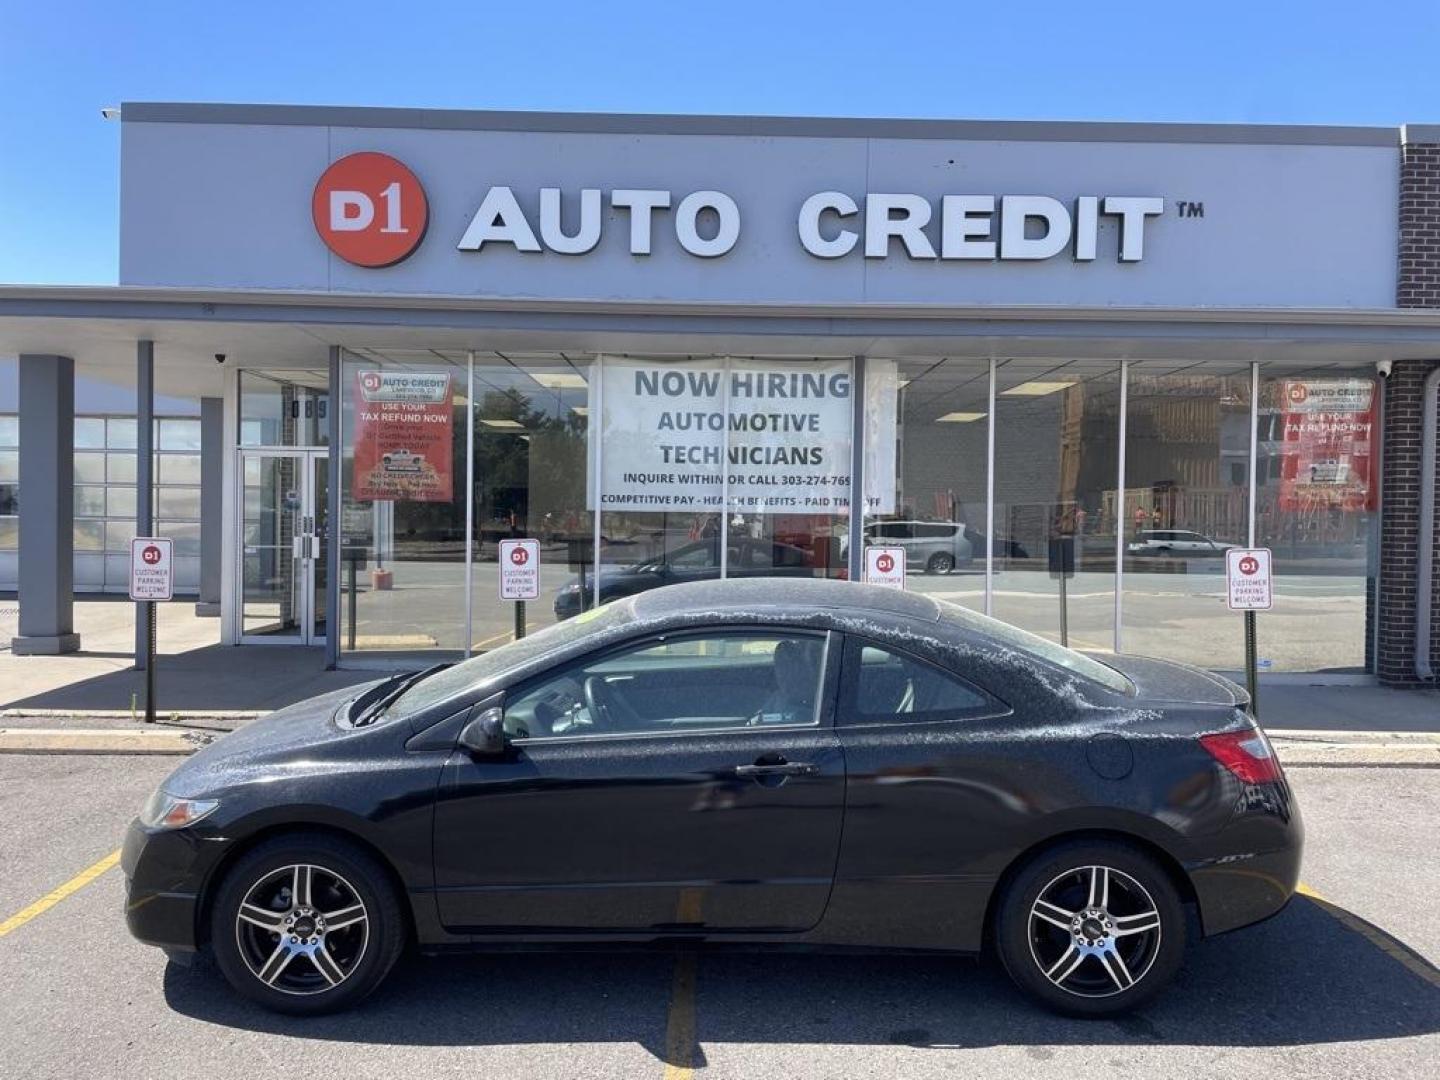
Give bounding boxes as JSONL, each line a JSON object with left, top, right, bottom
{"left": 499, "top": 539, "right": 541, "bottom": 640}
{"left": 1225, "top": 548, "right": 1273, "bottom": 719}
{"left": 1048, "top": 535, "right": 1077, "bottom": 647}
{"left": 863, "top": 546, "right": 906, "bottom": 590}
{"left": 129, "top": 537, "right": 173, "bottom": 724}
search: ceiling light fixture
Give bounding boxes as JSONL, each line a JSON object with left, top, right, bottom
{"left": 527, "top": 372, "right": 588, "bottom": 389}
{"left": 936, "top": 411, "right": 987, "bottom": 423}
{"left": 1000, "top": 380, "right": 1077, "bottom": 397}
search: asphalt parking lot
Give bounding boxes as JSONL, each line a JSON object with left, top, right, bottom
{"left": 1, "top": 754, "right": 1437, "bottom": 1080}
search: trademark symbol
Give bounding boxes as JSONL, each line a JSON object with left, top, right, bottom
{"left": 1176, "top": 200, "right": 1205, "bottom": 219}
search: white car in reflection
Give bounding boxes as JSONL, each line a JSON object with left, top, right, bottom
{"left": 1127, "top": 529, "right": 1235, "bottom": 557}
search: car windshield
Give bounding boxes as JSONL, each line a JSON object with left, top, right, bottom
{"left": 384, "top": 601, "right": 635, "bottom": 718}
{"left": 935, "top": 596, "right": 1133, "bottom": 695}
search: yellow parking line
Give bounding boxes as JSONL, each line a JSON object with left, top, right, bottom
{"left": 0, "top": 849, "right": 121, "bottom": 939}
{"left": 1298, "top": 881, "right": 1440, "bottom": 989}
{"left": 661, "top": 951, "right": 698, "bottom": 1080}
{"left": 471, "top": 624, "right": 540, "bottom": 651}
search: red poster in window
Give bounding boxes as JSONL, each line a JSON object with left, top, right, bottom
{"left": 1277, "top": 380, "right": 1375, "bottom": 513}
{"left": 352, "top": 371, "right": 453, "bottom": 502}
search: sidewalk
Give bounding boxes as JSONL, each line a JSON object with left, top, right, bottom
{"left": 2, "top": 597, "right": 1436, "bottom": 760}
{"left": 0, "top": 597, "right": 375, "bottom": 720}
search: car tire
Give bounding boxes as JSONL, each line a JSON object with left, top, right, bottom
{"left": 926, "top": 552, "right": 954, "bottom": 575}
{"left": 995, "top": 839, "right": 1185, "bottom": 1018}
{"left": 210, "top": 832, "right": 406, "bottom": 1015}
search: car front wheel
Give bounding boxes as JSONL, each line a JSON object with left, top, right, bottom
{"left": 995, "top": 840, "right": 1185, "bottom": 1017}
{"left": 210, "top": 832, "right": 406, "bottom": 1015}
{"left": 925, "top": 552, "right": 954, "bottom": 574}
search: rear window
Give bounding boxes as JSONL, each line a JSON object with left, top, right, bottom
{"left": 936, "top": 597, "right": 1133, "bottom": 695}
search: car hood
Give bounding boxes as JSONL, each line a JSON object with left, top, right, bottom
{"left": 159, "top": 682, "right": 382, "bottom": 799}
{"left": 1095, "top": 653, "right": 1248, "bottom": 708}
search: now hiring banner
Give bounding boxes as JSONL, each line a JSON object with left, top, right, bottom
{"left": 587, "top": 358, "right": 898, "bottom": 516}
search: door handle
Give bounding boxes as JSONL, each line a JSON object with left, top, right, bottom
{"left": 734, "top": 760, "right": 819, "bottom": 778}
{"left": 292, "top": 535, "right": 304, "bottom": 559}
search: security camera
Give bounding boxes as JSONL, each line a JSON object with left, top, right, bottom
{"left": 99, "top": 106, "right": 120, "bottom": 121}
{"left": 215, "top": 353, "right": 226, "bottom": 365}
{"left": 1376, "top": 359, "right": 1393, "bottom": 379}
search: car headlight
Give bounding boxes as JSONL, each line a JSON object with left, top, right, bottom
{"left": 138, "top": 789, "right": 220, "bottom": 830}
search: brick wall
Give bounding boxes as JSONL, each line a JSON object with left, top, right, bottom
{"left": 1379, "top": 135, "right": 1440, "bottom": 684}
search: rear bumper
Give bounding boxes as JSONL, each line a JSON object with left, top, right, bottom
{"left": 1188, "top": 784, "right": 1305, "bottom": 936}
{"left": 121, "top": 818, "right": 224, "bottom": 952}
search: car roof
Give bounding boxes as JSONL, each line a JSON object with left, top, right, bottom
{"left": 630, "top": 576, "right": 944, "bottom": 625}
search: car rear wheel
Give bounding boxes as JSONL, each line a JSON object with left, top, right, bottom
{"left": 925, "top": 552, "right": 954, "bottom": 574}
{"left": 995, "top": 840, "right": 1185, "bottom": 1017}
{"left": 210, "top": 832, "right": 405, "bottom": 1015}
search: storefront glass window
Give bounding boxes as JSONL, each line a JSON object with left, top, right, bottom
{"left": 74, "top": 418, "right": 106, "bottom": 450}
{"left": 992, "top": 360, "right": 1121, "bottom": 649}
{"left": 314, "top": 348, "right": 1384, "bottom": 677}
{"left": 1255, "top": 367, "right": 1379, "bottom": 673}
{"left": 1120, "top": 364, "right": 1252, "bottom": 669}
{"left": 721, "top": 357, "right": 857, "bottom": 593}
{"left": 239, "top": 370, "right": 330, "bottom": 447}
{"left": 469, "top": 353, "right": 593, "bottom": 643}
{"left": 339, "top": 350, "right": 469, "bottom": 657}
{"left": 888, "top": 358, "right": 990, "bottom": 612}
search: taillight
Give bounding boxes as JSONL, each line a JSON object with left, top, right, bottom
{"left": 1200, "top": 728, "right": 1284, "bottom": 785}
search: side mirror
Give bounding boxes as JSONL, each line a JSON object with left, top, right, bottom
{"left": 459, "top": 705, "right": 508, "bottom": 757}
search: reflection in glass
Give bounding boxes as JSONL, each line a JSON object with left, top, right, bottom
{"left": 1120, "top": 367, "right": 1251, "bottom": 670}
{"left": 471, "top": 354, "right": 592, "bottom": 647}
{"left": 886, "top": 358, "right": 990, "bottom": 612}
{"left": 340, "top": 351, "right": 468, "bottom": 657}
{"left": 1255, "top": 371, "right": 1378, "bottom": 673}
{"left": 992, "top": 361, "right": 1120, "bottom": 650}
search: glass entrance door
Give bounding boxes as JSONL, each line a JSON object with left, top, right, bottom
{"left": 240, "top": 450, "right": 328, "bottom": 644}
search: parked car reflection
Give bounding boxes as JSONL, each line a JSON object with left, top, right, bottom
{"left": 554, "top": 537, "right": 821, "bottom": 618}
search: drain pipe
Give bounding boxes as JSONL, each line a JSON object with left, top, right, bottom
{"left": 1416, "top": 365, "right": 1440, "bottom": 682}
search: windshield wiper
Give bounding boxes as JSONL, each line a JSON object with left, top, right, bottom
{"left": 351, "top": 664, "right": 449, "bottom": 727}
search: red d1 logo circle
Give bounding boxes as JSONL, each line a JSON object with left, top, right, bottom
{"left": 1238, "top": 555, "right": 1259, "bottom": 575}
{"left": 142, "top": 544, "right": 162, "bottom": 565}
{"left": 510, "top": 546, "right": 529, "bottom": 566}
{"left": 312, "top": 152, "right": 428, "bottom": 268}
{"left": 875, "top": 553, "right": 895, "bottom": 574}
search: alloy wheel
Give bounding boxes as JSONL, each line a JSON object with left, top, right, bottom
{"left": 233, "top": 863, "right": 370, "bottom": 996}
{"left": 1026, "top": 864, "right": 1162, "bottom": 998}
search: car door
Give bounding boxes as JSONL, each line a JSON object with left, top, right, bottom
{"left": 432, "top": 627, "right": 846, "bottom": 935}
{"left": 828, "top": 635, "right": 1018, "bottom": 949}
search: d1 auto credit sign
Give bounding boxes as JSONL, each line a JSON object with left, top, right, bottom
{"left": 129, "top": 537, "right": 173, "bottom": 601}
{"left": 498, "top": 539, "right": 541, "bottom": 601}
{"left": 353, "top": 370, "right": 454, "bottom": 503}
{"left": 863, "top": 546, "right": 907, "bottom": 590}
{"left": 1226, "top": 548, "right": 1273, "bottom": 611}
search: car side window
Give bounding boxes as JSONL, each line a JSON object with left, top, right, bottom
{"left": 503, "top": 631, "right": 828, "bottom": 740}
{"left": 842, "top": 639, "right": 998, "bottom": 723}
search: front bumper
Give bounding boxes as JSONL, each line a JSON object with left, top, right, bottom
{"left": 121, "top": 818, "right": 228, "bottom": 952}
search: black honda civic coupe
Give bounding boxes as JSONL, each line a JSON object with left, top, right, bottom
{"left": 122, "top": 578, "right": 1301, "bottom": 1017}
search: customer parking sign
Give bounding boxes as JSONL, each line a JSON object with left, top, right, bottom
{"left": 1225, "top": 548, "right": 1273, "bottom": 611}
{"left": 129, "top": 537, "right": 173, "bottom": 601}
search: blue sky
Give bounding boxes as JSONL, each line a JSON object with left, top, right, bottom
{"left": 2, "top": 0, "right": 1438, "bottom": 285}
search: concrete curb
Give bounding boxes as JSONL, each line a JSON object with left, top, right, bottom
{"left": 0, "top": 727, "right": 216, "bottom": 755}
{"left": 0, "top": 708, "right": 264, "bottom": 726}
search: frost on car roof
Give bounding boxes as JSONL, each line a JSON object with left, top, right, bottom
{"left": 630, "top": 577, "right": 944, "bottom": 623}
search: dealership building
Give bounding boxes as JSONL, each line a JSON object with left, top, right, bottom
{"left": 2, "top": 102, "right": 1439, "bottom": 684}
